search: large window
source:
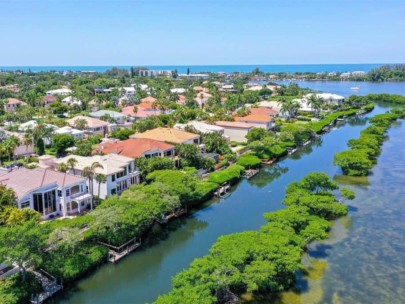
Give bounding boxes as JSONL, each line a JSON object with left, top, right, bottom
{"left": 33, "top": 193, "right": 43, "bottom": 214}
{"left": 20, "top": 201, "right": 30, "bottom": 209}
{"left": 117, "top": 180, "right": 128, "bottom": 192}
{"left": 71, "top": 185, "right": 80, "bottom": 195}
{"left": 43, "top": 190, "right": 57, "bottom": 215}
{"left": 116, "top": 170, "right": 125, "bottom": 179}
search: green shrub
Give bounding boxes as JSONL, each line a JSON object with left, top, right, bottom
{"left": 208, "top": 164, "right": 244, "bottom": 185}
{"left": 236, "top": 154, "right": 261, "bottom": 168}
{"left": 41, "top": 243, "right": 108, "bottom": 282}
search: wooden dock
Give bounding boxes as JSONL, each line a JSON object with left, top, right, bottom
{"left": 156, "top": 208, "right": 188, "bottom": 224}
{"left": 31, "top": 270, "right": 63, "bottom": 304}
{"left": 261, "top": 158, "right": 276, "bottom": 165}
{"left": 243, "top": 169, "right": 260, "bottom": 179}
{"left": 214, "top": 183, "right": 231, "bottom": 197}
{"left": 98, "top": 238, "right": 141, "bottom": 263}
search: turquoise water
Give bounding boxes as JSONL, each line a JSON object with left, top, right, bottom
{"left": 0, "top": 63, "right": 388, "bottom": 73}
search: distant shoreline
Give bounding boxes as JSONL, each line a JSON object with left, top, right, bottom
{"left": 0, "top": 63, "right": 397, "bottom": 74}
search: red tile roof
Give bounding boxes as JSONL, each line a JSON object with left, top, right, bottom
{"left": 234, "top": 114, "right": 273, "bottom": 123}
{"left": 6, "top": 98, "right": 26, "bottom": 105}
{"left": 250, "top": 107, "right": 279, "bottom": 116}
{"left": 215, "top": 121, "right": 255, "bottom": 129}
{"left": 93, "top": 138, "right": 174, "bottom": 158}
{"left": 122, "top": 105, "right": 162, "bottom": 118}
{"left": 43, "top": 95, "right": 57, "bottom": 103}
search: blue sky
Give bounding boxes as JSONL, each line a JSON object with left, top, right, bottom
{"left": 1, "top": 0, "right": 404, "bottom": 66}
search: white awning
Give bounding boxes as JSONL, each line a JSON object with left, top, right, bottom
{"left": 71, "top": 193, "right": 92, "bottom": 202}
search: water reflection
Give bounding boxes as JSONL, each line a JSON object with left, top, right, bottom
{"left": 248, "top": 165, "right": 289, "bottom": 189}
{"left": 347, "top": 116, "right": 368, "bottom": 127}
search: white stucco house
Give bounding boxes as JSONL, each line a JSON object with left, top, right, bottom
{"left": 174, "top": 121, "right": 224, "bottom": 135}
{"left": 0, "top": 167, "right": 91, "bottom": 219}
{"left": 55, "top": 126, "right": 84, "bottom": 140}
{"left": 215, "top": 121, "right": 254, "bottom": 142}
{"left": 46, "top": 88, "right": 72, "bottom": 96}
{"left": 53, "top": 154, "right": 140, "bottom": 199}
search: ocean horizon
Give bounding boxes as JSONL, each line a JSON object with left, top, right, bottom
{"left": 0, "top": 63, "right": 400, "bottom": 74}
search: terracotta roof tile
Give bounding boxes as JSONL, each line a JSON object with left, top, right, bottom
{"left": 234, "top": 114, "right": 273, "bottom": 123}
{"left": 93, "top": 138, "right": 174, "bottom": 158}
{"left": 131, "top": 127, "right": 199, "bottom": 144}
{"left": 215, "top": 121, "right": 255, "bottom": 129}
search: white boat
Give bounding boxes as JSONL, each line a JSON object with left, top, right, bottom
{"left": 350, "top": 86, "right": 360, "bottom": 90}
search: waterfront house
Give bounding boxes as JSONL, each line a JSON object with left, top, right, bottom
{"left": 215, "top": 121, "right": 254, "bottom": 142}
{"left": 351, "top": 71, "right": 366, "bottom": 77}
{"left": 131, "top": 127, "right": 200, "bottom": 145}
{"left": 340, "top": 72, "right": 351, "bottom": 79}
{"left": 138, "top": 70, "right": 172, "bottom": 77}
{"left": 234, "top": 114, "right": 274, "bottom": 130}
{"left": 66, "top": 116, "right": 109, "bottom": 136}
{"left": 93, "top": 138, "right": 175, "bottom": 159}
{"left": 0, "top": 167, "right": 90, "bottom": 219}
{"left": 4, "top": 98, "right": 27, "bottom": 112}
{"left": 292, "top": 98, "right": 314, "bottom": 112}
{"left": 304, "top": 93, "right": 345, "bottom": 104}
{"left": 179, "top": 73, "right": 210, "bottom": 80}
{"left": 53, "top": 154, "right": 140, "bottom": 199}
{"left": 248, "top": 106, "right": 279, "bottom": 117}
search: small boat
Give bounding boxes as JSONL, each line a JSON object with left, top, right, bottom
{"left": 350, "top": 86, "right": 360, "bottom": 90}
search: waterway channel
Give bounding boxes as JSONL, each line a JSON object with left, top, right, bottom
{"left": 52, "top": 83, "right": 405, "bottom": 304}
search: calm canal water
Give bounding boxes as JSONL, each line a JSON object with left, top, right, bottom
{"left": 52, "top": 82, "right": 405, "bottom": 304}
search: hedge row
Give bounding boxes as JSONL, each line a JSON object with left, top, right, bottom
{"left": 334, "top": 109, "right": 405, "bottom": 176}
{"left": 208, "top": 164, "right": 245, "bottom": 185}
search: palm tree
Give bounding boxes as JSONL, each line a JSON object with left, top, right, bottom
{"left": 307, "top": 94, "right": 322, "bottom": 117}
{"left": 281, "top": 100, "right": 300, "bottom": 121}
{"left": 0, "top": 143, "right": 5, "bottom": 165}
{"left": 4, "top": 136, "right": 20, "bottom": 162}
{"left": 23, "top": 132, "right": 33, "bottom": 155}
{"left": 95, "top": 174, "right": 107, "bottom": 203}
{"left": 57, "top": 162, "right": 68, "bottom": 172}
{"left": 82, "top": 162, "right": 103, "bottom": 210}
{"left": 67, "top": 157, "right": 78, "bottom": 175}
